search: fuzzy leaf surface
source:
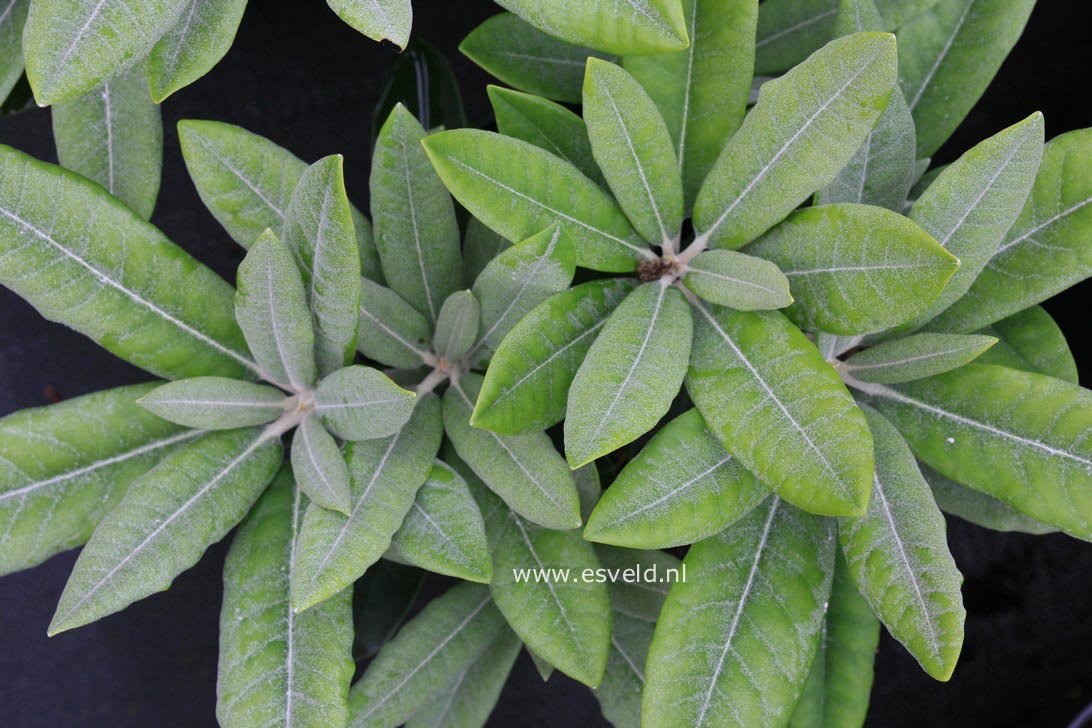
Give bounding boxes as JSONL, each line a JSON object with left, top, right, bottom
{"left": 146, "top": 0, "right": 247, "bottom": 102}
{"left": 754, "top": 0, "right": 838, "bottom": 75}
{"left": 922, "top": 464, "right": 1057, "bottom": 536}
{"left": 313, "top": 365, "right": 415, "bottom": 442}
{"left": 138, "top": 377, "right": 287, "bottom": 430}
{"left": 975, "top": 306, "right": 1078, "bottom": 385}
{"left": 291, "top": 415, "right": 353, "bottom": 515}
{"left": 328, "top": 0, "right": 412, "bottom": 49}
{"left": 356, "top": 278, "right": 430, "bottom": 369}
{"left": 432, "top": 290, "right": 480, "bottom": 362}
{"left": 494, "top": 0, "right": 688, "bottom": 55}
{"left": 0, "top": 0, "right": 29, "bottom": 105}
{"left": 844, "top": 333, "right": 997, "bottom": 384}
{"left": 683, "top": 249, "right": 793, "bottom": 311}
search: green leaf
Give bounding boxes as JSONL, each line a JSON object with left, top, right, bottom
{"left": 462, "top": 217, "right": 512, "bottom": 285}
{"left": 754, "top": 0, "right": 838, "bottom": 75}
{"left": 138, "top": 376, "right": 287, "bottom": 429}
{"left": 313, "top": 365, "right": 416, "bottom": 441}
{"left": 145, "top": 0, "right": 247, "bottom": 102}
{"left": 838, "top": 405, "right": 965, "bottom": 680}
{"left": 432, "top": 290, "right": 480, "bottom": 362}
{"left": 357, "top": 278, "right": 431, "bottom": 368}
{"left": 352, "top": 560, "right": 424, "bottom": 663}
{"left": 217, "top": 469, "right": 354, "bottom": 728}
{"left": 930, "top": 129, "right": 1092, "bottom": 333}
{"left": 0, "top": 383, "right": 197, "bottom": 576}
{"left": 291, "top": 395, "right": 442, "bottom": 611}
{"left": 472, "top": 279, "right": 636, "bottom": 435}
{"left": 574, "top": 463, "right": 602, "bottom": 521}
{"left": 875, "top": 0, "right": 942, "bottom": 27}
{"left": 747, "top": 203, "right": 959, "bottom": 335}
{"left": 843, "top": 333, "right": 997, "bottom": 383}
{"left": 0, "top": 0, "right": 30, "bottom": 106}
{"left": 49, "top": 427, "right": 282, "bottom": 635}
{"left": 387, "top": 460, "right": 492, "bottom": 583}
{"left": 597, "top": 611, "right": 654, "bottom": 728}
{"left": 643, "top": 497, "right": 836, "bottom": 727}
{"left": 624, "top": 0, "right": 757, "bottom": 211}
{"left": 423, "top": 129, "right": 652, "bottom": 272}
{"left": 975, "top": 306, "right": 1078, "bottom": 384}
{"left": 528, "top": 648, "right": 556, "bottom": 682}
{"left": 494, "top": 0, "right": 688, "bottom": 55}
{"left": 855, "top": 364, "right": 1092, "bottom": 540}
{"left": 371, "top": 38, "right": 467, "bottom": 141}
{"left": 370, "top": 104, "right": 462, "bottom": 323}
{"left": 291, "top": 415, "right": 353, "bottom": 515}
{"left": 0, "top": 144, "right": 254, "bottom": 380}
{"left": 22, "top": 0, "right": 187, "bottom": 105}
{"left": 286, "top": 155, "right": 362, "bottom": 376}
{"left": 470, "top": 477, "right": 612, "bottom": 688}
{"left": 585, "top": 408, "right": 768, "bottom": 548}
{"left": 694, "top": 32, "right": 898, "bottom": 250}
{"left": 328, "top": 0, "right": 411, "bottom": 50}
{"left": 686, "top": 300, "right": 873, "bottom": 516}
{"left": 583, "top": 58, "right": 683, "bottom": 247}
{"left": 897, "top": 0, "right": 1036, "bottom": 156}
{"left": 565, "top": 282, "right": 692, "bottom": 467}
{"left": 683, "top": 249, "right": 793, "bottom": 311}
{"left": 444, "top": 374, "right": 581, "bottom": 530}
{"left": 922, "top": 463, "right": 1057, "bottom": 536}
{"left": 348, "top": 582, "right": 506, "bottom": 728}
{"left": 595, "top": 544, "right": 679, "bottom": 623}
{"left": 460, "top": 13, "right": 614, "bottom": 104}
{"left": 51, "top": 65, "right": 162, "bottom": 220}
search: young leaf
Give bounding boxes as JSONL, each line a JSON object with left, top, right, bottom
{"left": 922, "top": 464, "right": 1057, "bottom": 536}
{"left": 693, "top": 33, "right": 897, "bottom": 250}
{"left": 432, "top": 290, "right": 481, "bottom": 362}
{"left": 387, "top": 460, "right": 492, "bottom": 583}
{"left": 49, "top": 427, "right": 282, "bottom": 635}
{"left": 422, "top": 129, "right": 653, "bottom": 272}
{"left": 494, "top": 0, "right": 688, "bottom": 55}
{"left": 444, "top": 374, "right": 581, "bottom": 530}
{"left": 313, "top": 365, "right": 416, "bottom": 441}
{"left": 624, "top": 0, "right": 757, "bottom": 210}
{"left": 838, "top": 405, "right": 965, "bottom": 681}
{"left": 754, "top": 0, "right": 838, "bottom": 75}
{"left": 145, "top": 0, "right": 248, "bottom": 102}
{"left": 746, "top": 203, "right": 959, "bottom": 335}
{"left": 472, "top": 279, "right": 637, "bottom": 435}
{"left": 462, "top": 217, "right": 512, "bottom": 284}
{"left": 138, "top": 376, "right": 288, "bottom": 429}
{"left": 291, "top": 395, "right": 441, "bottom": 612}
{"left": 975, "top": 306, "right": 1078, "bottom": 385}
{"left": 565, "top": 282, "right": 692, "bottom": 467}
{"left": 328, "top": 0, "right": 412, "bottom": 50}
{"left": 685, "top": 300, "right": 873, "bottom": 517}
{"left": 898, "top": 0, "right": 1036, "bottom": 156}
{"left": 291, "top": 415, "right": 353, "bottom": 515}
{"left": 0, "top": 144, "right": 253, "bottom": 380}
{"left": 217, "top": 469, "right": 354, "bottom": 728}
{"left": 643, "top": 497, "right": 836, "bottom": 727}
{"left": 357, "top": 278, "right": 431, "bottom": 368}
{"left": 0, "top": 0, "right": 29, "bottom": 105}
{"left": 352, "top": 560, "right": 425, "bottom": 663}
{"left": 370, "top": 104, "right": 461, "bottom": 323}
{"left": 843, "top": 333, "right": 997, "bottom": 384}
{"left": 460, "top": 13, "right": 614, "bottom": 104}
{"left": 584, "top": 408, "right": 768, "bottom": 549}
{"left": 52, "top": 65, "right": 163, "bottom": 220}
{"left": 348, "top": 582, "right": 506, "bottom": 728}
{"left": 0, "top": 383, "right": 198, "bottom": 576}
{"left": 583, "top": 58, "right": 683, "bottom": 247}
{"left": 683, "top": 249, "right": 793, "bottom": 311}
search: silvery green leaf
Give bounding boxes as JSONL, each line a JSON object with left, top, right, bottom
{"left": 49, "top": 426, "right": 282, "bottom": 635}
{"left": 565, "top": 282, "right": 692, "bottom": 468}
{"left": 52, "top": 65, "right": 162, "bottom": 220}
{"left": 975, "top": 306, "right": 1078, "bottom": 384}
{"left": 0, "top": 145, "right": 254, "bottom": 380}
{"left": 494, "top": 0, "right": 688, "bottom": 55}
{"left": 432, "top": 290, "right": 480, "bottom": 363}
{"left": 445, "top": 373, "right": 581, "bottom": 530}
{"left": 598, "top": 610, "right": 654, "bottom": 728}
{"left": 843, "top": 333, "right": 997, "bottom": 383}
{"left": 352, "top": 560, "right": 424, "bottom": 663}
{"left": 138, "top": 376, "right": 287, "bottom": 429}
{"left": 694, "top": 33, "right": 897, "bottom": 250}
{"left": 838, "top": 405, "right": 965, "bottom": 681}
{"left": 291, "top": 415, "right": 352, "bottom": 515}
{"left": 291, "top": 395, "right": 441, "bottom": 611}
{"left": 754, "top": 0, "right": 838, "bottom": 75}
{"left": 643, "top": 497, "right": 836, "bottom": 727}
{"left": 348, "top": 582, "right": 505, "bottom": 728}
{"left": 898, "top": 0, "right": 1035, "bottom": 156}
{"left": 683, "top": 249, "right": 793, "bottom": 311}
{"left": 313, "top": 365, "right": 415, "bottom": 441}
{"left": 462, "top": 217, "right": 512, "bottom": 285}
{"left": 328, "top": 0, "right": 411, "bottom": 50}
{"left": 0, "top": 0, "right": 30, "bottom": 105}
{"left": 816, "top": 332, "right": 863, "bottom": 362}
{"left": 370, "top": 104, "right": 461, "bottom": 324}
{"left": 145, "top": 0, "right": 248, "bottom": 102}
{"left": 595, "top": 544, "right": 679, "bottom": 623}
{"left": 217, "top": 469, "right": 354, "bottom": 728}
{"left": 357, "top": 278, "right": 431, "bottom": 369}
{"left": 875, "top": 0, "right": 941, "bottom": 27}
{"left": 0, "top": 383, "right": 197, "bottom": 576}
{"left": 574, "top": 463, "right": 601, "bottom": 522}
{"left": 585, "top": 408, "right": 768, "bottom": 549}
{"left": 922, "top": 463, "right": 1057, "bottom": 536}
{"left": 387, "top": 460, "right": 492, "bottom": 583}
{"left": 528, "top": 648, "right": 556, "bottom": 682}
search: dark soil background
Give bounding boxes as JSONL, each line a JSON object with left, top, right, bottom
{"left": 0, "top": 1, "right": 1089, "bottom": 725}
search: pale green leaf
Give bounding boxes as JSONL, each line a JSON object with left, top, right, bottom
{"left": 0, "top": 0, "right": 30, "bottom": 105}
{"left": 597, "top": 610, "right": 653, "bottom": 728}
{"left": 875, "top": 0, "right": 942, "bottom": 28}
{"left": 356, "top": 278, "right": 431, "bottom": 369}
{"left": 138, "top": 376, "right": 287, "bottom": 429}
{"left": 146, "top": 0, "right": 247, "bottom": 102}
{"left": 594, "top": 544, "right": 679, "bottom": 622}
{"left": 528, "top": 648, "right": 556, "bottom": 682}
{"left": 352, "top": 560, "right": 424, "bottom": 663}
{"left": 922, "top": 463, "right": 1057, "bottom": 535}
{"left": 328, "top": 0, "right": 411, "bottom": 50}
{"left": 975, "top": 306, "right": 1078, "bottom": 384}
{"left": 754, "top": 0, "right": 838, "bottom": 75}
{"left": 843, "top": 333, "right": 997, "bottom": 383}
{"left": 291, "top": 415, "right": 352, "bottom": 515}
{"left": 462, "top": 217, "right": 511, "bottom": 285}
{"left": 432, "top": 290, "right": 480, "bottom": 362}
{"left": 313, "top": 365, "right": 415, "bottom": 441}
{"left": 574, "top": 463, "right": 602, "bottom": 521}
{"left": 683, "top": 249, "right": 793, "bottom": 311}
{"left": 495, "top": 0, "right": 688, "bottom": 55}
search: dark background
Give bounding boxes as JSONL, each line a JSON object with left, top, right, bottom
{"left": 1, "top": 1, "right": 1090, "bottom": 725}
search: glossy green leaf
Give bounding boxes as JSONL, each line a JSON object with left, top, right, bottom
{"left": 694, "top": 33, "right": 898, "bottom": 250}
{"left": 0, "top": 144, "right": 254, "bottom": 380}
{"left": 462, "top": 217, "right": 512, "bottom": 285}
{"left": 975, "top": 306, "right": 1078, "bottom": 384}
{"left": 313, "top": 365, "right": 415, "bottom": 441}
{"left": 472, "top": 279, "right": 637, "bottom": 435}
{"left": 352, "top": 560, "right": 424, "bottom": 663}
{"left": 922, "top": 464, "right": 1057, "bottom": 535}
{"left": 495, "top": 0, "right": 687, "bottom": 55}
{"left": 138, "top": 376, "right": 287, "bottom": 429}
{"left": 897, "top": 0, "right": 1035, "bottom": 156}
{"left": 0, "top": 383, "right": 197, "bottom": 576}
{"left": 356, "top": 278, "right": 430, "bottom": 369}
{"left": 686, "top": 300, "right": 873, "bottom": 516}
{"left": 0, "top": 0, "right": 29, "bottom": 105}
{"left": 146, "top": 0, "right": 247, "bottom": 102}
{"left": 754, "top": 0, "right": 838, "bottom": 75}
{"left": 291, "top": 415, "right": 353, "bottom": 515}
{"left": 643, "top": 497, "right": 835, "bottom": 727}
{"left": 328, "top": 0, "right": 411, "bottom": 49}
{"left": 585, "top": 408, "right": 767, "bottom": 548}
{"left": 683, "top": 249, "right": 793, "bottom": 311}
{"left": 52, "top": 65, "right": 162, "bottom": 220}
{"left": 432, "top": 290, "right": 480, "bottom": 362}
{"left": 844, "top": 333, "right": 997, "bottom": 383}
{"left": 49, "top": 427, "right": 282, "bottom": 635}
{"left": 747, "top": 203, "right": 959, "bottom": 335}
{"left": 217, "top": 469, "right": 354, "bottom": 728}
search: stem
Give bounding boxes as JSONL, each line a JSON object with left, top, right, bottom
{"left": 677, "top": 233, "right": 708, "bottom": 265}
{"left": 416, "top": 367, "right": 450, "bottom": 396}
